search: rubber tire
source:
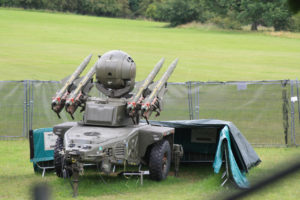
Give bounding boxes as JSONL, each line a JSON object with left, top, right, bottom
{"left": 149, "top": 140, "right": 171, "bottom": 181}
{"left": 54, "top": 137, "right": 64, "bottom": 178}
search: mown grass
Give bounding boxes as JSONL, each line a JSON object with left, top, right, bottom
{"left": 1, "top": 8, "right": 300, "bottom": 82}
{"left": 1, "top": 140, "right": 300, "bottom": 200}
{"left": 1, "top": 8, "right": 300, "bottom": 200}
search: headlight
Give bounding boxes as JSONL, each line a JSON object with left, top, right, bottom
{"left": 82, "top": 145, "right": 92, "bottom": 150}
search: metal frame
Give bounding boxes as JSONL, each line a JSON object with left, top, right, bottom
{"left": 122, "top": 165, "right": 150, "bottom": 185}
{"left": 290, "top": 80, "right": 296, "bottom": 145}
{"left": 0, "top": 79, "right": 299, "bottom": 146}
{"left": 23, "top": 80, "right": 27, "bottom": 137}
{"left": 221, "top": 143, "right": 230, "bottom": 187}
{"left": 35, "top": 161, "right": 55, "bottom": 178}
{"left": 297, "top": 79, "right": 300, "bottom": 123}
{"left": 187, "top": 81, "right": 194, "bottom": 120}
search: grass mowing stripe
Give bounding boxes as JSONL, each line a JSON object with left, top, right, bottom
{"left": 0, "top": 8, "right": 300, "bottom": 82}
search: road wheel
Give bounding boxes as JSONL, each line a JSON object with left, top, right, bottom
{"left": 149, "top": 140, "right": 171, "bottom": 181}
{"left": 54, "top": 137, "right": 72, "bottom": 178}
{"left": 54, "top": 137, "right": 64, "bottom": 178}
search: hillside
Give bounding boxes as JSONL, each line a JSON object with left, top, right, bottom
{"left": 1, "top": 8, "right": 300, "bottom": 82}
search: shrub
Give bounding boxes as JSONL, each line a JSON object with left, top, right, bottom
{"left": 209, "top": 16, "right": 242, "bottom": 30}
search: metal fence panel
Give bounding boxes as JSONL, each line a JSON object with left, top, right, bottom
{"left": 0, "top": 81, "right": 26, "bottom": 138}
{"left": 0, "top": 79, "right": 298, "bottom": 146}
{"left": 154, "top": 83, "right": 190, "bottom": 121}
{"left": 292, "top": 79, "right": 300, "bottom": 145}
{"left": 30, "top": 81, "right": 102, "bottom": 132}
{"left": 188, "top": 81, "right": 288, "bottom": 146}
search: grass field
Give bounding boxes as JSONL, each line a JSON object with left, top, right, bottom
{"left": 1, "top": 140, "right": 300, "bottom": 200}
{"left": 0, "top": 8, "right": 300, "bottom": 82}
{"left": 1, "top": 8, "right": 300, "bottom": 200}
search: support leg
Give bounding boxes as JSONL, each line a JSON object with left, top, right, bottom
{"left": 173, "top": 144, "right": 183, "bottom": 177}
{"left": 72, "top": 170, "right": 79, "bottom": 198}
{"left": 140, "top": 172, "right": 143, "bottom": 185}
{"left": 42, "top": 168, "right": 46, "bottom": 178}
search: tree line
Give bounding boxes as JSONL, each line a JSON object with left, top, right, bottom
{"left": 1, "top": 0, "right": 300, "bottom": 31}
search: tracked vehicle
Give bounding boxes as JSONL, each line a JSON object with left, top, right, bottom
{"left": 51, "top": 50, "right": 182, "bottom": 196}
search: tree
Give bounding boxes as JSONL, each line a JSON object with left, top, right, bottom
{"left": 169, "top": 0, "right": 203, "bottom": 26}
{"left": 264, "top": 0, "right": 291, "bottom": 31}
{"left": 238, "top": 0, "right": 267, "bottom": 30}
{"left": 147, "top": 0, "right": 206, "bottom": 26}
{"left": 205, "top": 0, "right": 241, "bottom": 17}
{"left": 129, "top": 0, "right": 142, "bottom": 16}
{"left": 238, "top": 0, "right": 292, "bottom": 31}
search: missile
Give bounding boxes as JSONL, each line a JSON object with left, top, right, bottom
{"left": 141, "top": 58, "right": 178, "bottom": 118}
{"left": 51, "top": 54, "right": 92, "bottom": 118}
{"left": 65, "top": 61, "right": 98, "bottom": 118}
{"left": 127, "top": 58, "right": 165, "bottom": 116}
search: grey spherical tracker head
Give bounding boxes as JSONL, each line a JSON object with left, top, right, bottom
{"left": 95, "top": 50, "right": 136, "bottom": 98}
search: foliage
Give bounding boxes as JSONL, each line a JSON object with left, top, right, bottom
{"left": 145, "top": 0, "right": 207, "bottom": 26}
{"left": 209, "top": 16, "right": 242, "bottom": 30}
{"left": 287, "top": 0, "right": 300, "bottom": 14}
{"left": 145, "top": 0, "right": 169, "bottom": 21}
{"left": 264, "top": 0, "right": 292, "bottom": 31}
{"left": 0, "top": 0, "right": 299, "bottom": 31}
{"left": 238, "top": 0, "right": 268, "bottom": 31}
{"left": 238, "top": 0, "right": 293, "bottom": 31}
{"left": 0, "top": 0, "right": 131, "bottom": 17}
{"left": 129, "top": 0, "right": 142, "bottom": 15}
{"left": 290, "top": 12, "right": 300, "bottom": 32}
{"left": 205, "top": 0, "right": 241, "bottom": 18}
{"left": 167, "top": 0, "right": 206, "bottom": 26}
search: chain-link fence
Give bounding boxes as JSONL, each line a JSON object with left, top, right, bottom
{"left": 0, "top": 80, "right": 299, "bottom": 146}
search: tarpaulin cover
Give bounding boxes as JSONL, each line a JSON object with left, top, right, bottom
{"left": 149, "top": 119, "right": 261, "bottom": 172}
{"left": 213, "top": 126, "right": 249, "bottom": 188}
{"left": 30, "top": 128, "right": 54, "bottom": 163}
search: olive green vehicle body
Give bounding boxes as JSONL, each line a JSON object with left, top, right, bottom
{"left": 51, "top": 50, "right": 179, "bottom": 178}
{"left": 53, "top": 119, "right": 174, "bottom": 168}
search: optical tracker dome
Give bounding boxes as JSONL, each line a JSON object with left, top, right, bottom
{"left": 95, "top": 50, "right": 136, "bottom": 98}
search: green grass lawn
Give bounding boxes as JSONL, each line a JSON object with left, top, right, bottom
{"left": 1, "top": 8, "right": 300, "bottom": 200}
{"left": 1, "top": 140, "right": 300, "bottom": 200}
{"left": 0, "top": 8, "right": 300, "bottom": 82}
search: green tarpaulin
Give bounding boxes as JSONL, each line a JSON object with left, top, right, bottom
{"left": 30, "top": 128, "right": 54, "bottom": 163}
{"left": 213, "top": 126, "right": 249, "bottom": 188}
{"left": 149, "top": 119, "right": 261, "bottom": 188}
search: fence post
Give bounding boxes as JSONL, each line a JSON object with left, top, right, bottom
{"left": 290, "top": 80, "right": 296, "bottom": 145}
{"left": 26, "top": 80, "right": 31, "bottom": 138}
{"left": 29, "top": 80, "right": 34, "bottom": 134}
{"left": 194, "top": 82, "right": 200, "bottom": 119}
{"left": 23, "top": 81, "right": 27, "bottom": 137}
{"left": 297, "top": 78, "right": 300, "bottom": 125}
{"left": 187, "top": 81, "right": 194, "bottom": 120}
{"left": 282, "top": 80, "right": 289, "bottom": 145}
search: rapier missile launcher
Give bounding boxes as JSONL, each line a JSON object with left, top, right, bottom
{"left": 51, "top": 54, "right": 92, "bottom": 118}
{"left": 51, "top": 50, "right": 182, "bottom": 197}
{"left": 65, "top": 61, "right": 97, "bottom": 119}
